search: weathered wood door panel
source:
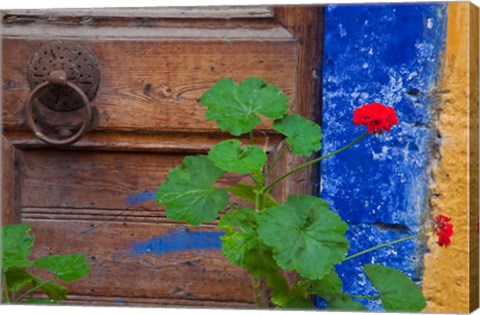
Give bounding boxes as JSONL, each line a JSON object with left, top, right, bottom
{"left": 3, "top": 39, "right": 297, "bottom": 132}
{"left": 1, "top": 6, "right": 323, "bottom": 307}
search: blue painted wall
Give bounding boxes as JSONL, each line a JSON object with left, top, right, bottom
{"left": 319, "top": 3, "right": 447, "bottom": 310}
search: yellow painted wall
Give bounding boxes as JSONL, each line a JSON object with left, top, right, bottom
{"left": 422, "top": 2, "right": 479, "bottom": 313}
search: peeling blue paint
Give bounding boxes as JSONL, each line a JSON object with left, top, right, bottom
{"left": 131, "top": 229, "right": 223, "bottom": 256}
{"left": 114, "top": 297, "right": 127, "bottom": 304}
{"left": 319, "top": 3, "right": 447, "bottom": 310}
{"left": 127, "top": 190, "right": 156, "bottom": 205}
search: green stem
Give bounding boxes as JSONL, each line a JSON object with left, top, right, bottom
{"left": 249, "top": 130, "right": 254, "bottom": 146}
{"left": 263, "top": 131, "right": 369, "bottom": 193}
{"left": 345, "top": 294, "right": 380, "bottom": 300}
{"left": 249, "top": 174, "right": 260, "bottom": 186}
{"left": 252, "top": 278, "right": 264, "bottom": 307}
{"left": 228, "top": 202, "right": 238, "bottom": 210}
{"left": 265, "top": 144, "right": 289, "bottom": 178}
{"left": 341, "top": 230, "right": 432, "bottom": 263}
{"left": 255, "top": 192, "right": 265, "bottom": 212}
{"left": 13, "top": 277, "right": 56, "bottom": 303}
{"left": 2, "top": 274, "right": 10, "bottom": 304}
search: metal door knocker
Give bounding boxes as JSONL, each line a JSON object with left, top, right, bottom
{"left": 25, "top": 41, "right": 100, "bottom": 146}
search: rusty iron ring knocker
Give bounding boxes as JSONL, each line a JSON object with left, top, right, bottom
{"left": 25, "top": 70, "right": 92, "bottom": 146}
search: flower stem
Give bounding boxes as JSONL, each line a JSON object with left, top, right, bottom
{"left": 2, "top": 274, "right": 10, "bottom": 303}
{"left": 345, "top": 294, "right": 380, "bottom": 300}
{"left": 252, "top": 278, "right": 264, "bottom": 307}
{"left": 255, "top": 192, "right": 265, "bottom": 212}
{"left": 341, "top": 230, "right": 432, "bottom": 263}
{"left": 263, "top": 131, "right": 369, "bottom": 193}
{"left": 249, "top": 130, "right": 254, "bottom": 146}
{"left": 13, "top": 277, "right": 56, "bottom": 303}
{"left": 265, "top": 144, "right": 289, "bottom": 178}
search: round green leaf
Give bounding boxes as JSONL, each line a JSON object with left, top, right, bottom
{"left": 37, "top": 281, "right": 68, "bottom": 300}
{"left": 219, "top": 208, "right": 278, "bottom": 278}
{"left": 267, "top": 273, "right": 291, "bottom": 306}
{"left": 364, "top": 264, "right": 426, "bottom": 312}
{"left": 310, "top": 269, "right": 344, "bottom": 301}
{"left": 258, "top": 195, "right": 349, "bottom": 280}
{"left": 156, "top": 155, "right": 229, "bottom": 225}
{"left": 267, "top": 273, "right": 315, "bottom": 309}
{"left": 5, "top": 269, "right": 36, "bottom": 293}
{"left": 2, "top": 224, "right": 34, "bottom": 271}
{"left": 34, "top": 254, "right": 90, "bottom": 282}
{"left": 208, "top": 140, "right": 267, "bottom": 174}
{"left": 201, "top": 77, "right": 289, "bottom": 136}
{"left": 273, "top": 114, "right": 322, "bottom": 157}
{"left": 219, "top": 207, "right": 258, "bottom": 234}
{"left": 6, "top": 269, "right": 68, "bottom": 300}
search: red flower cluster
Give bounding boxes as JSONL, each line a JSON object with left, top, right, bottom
{"left": 434, "top": 215, "right": 454, "bottom": 248}
{"left": 353, "top": 102, "right": 399, "bottom": 134}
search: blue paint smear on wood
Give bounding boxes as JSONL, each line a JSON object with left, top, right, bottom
{"left": 127, "top": 190, "right": 156, "bottom": 205}
{"left": 131, "top": 229, "right": 223, "bottom": 256}
{"left": 319, "top": 3, "right": 447, "bottom": 310}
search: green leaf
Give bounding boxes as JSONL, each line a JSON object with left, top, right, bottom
{"left": 310, "top": 269, "right": 343, "bottom": 301}
{"left": 267, "top": 273, "right": 291, "bottom": 306}
{"left": 35, "top": 279, "right": 68, "bottom": 300}
{"left": 6, "top": 269, "right": 68, "bottom": 300}
{"left": 208, "top": 140, "right": 267, "bottom": 174}
{"left": 282, "top": 297, "right": 316, "bottom": 309}
{"left": 219, "top": 207, "right": 257, "bottom": 234}
{"left": 157, "top": 155, "right": 229, "bottom": 225}
{"left": 309, "top": 269, "right": 367, "bottom": 310}
{"left": 227, "top": 184, "right": 278, "bottom": 208}
{"left": 5, "top": 269, "right": 35, "bottom": 293}
{"left": 219, "top": 208, "right": 277, "bottom": 278}
{"left": 34, "top": 254, "right": 90, "bottom": 282}
{"left": 23, "top": 299, "right": 57, "bottom": 304}
{"left": 258, "top": 195, "right": 349, "bottom": 280}
{"left": 267, "top": 273, "right": 315, "bottom": 309}
{"left": 364, "top": 264, "right": 426, "bottom": 312}
{"left": 2, "top": 224, "right": 34, "bottom": 271}
{"left": 273, "top": 114, "right": 322, "bottom": 157}
{"left": 327, "top": 296, "right": 367, "bottom": 311}
{"left": 201, "top": 77, "right": 289, "bottom": 136}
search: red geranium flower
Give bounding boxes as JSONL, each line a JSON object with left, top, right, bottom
{"left": 353, "top": 102, "right": 399, "bottom": 134}
{"left": 433, "top": 215, "right": 454, "bottom": 247}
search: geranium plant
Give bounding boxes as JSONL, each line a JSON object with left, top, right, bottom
{"left": 156, "top": 77, "right": 453, "bottom": 311}
{"left": 1, "top": 224, "right": 90, "bottom": 304}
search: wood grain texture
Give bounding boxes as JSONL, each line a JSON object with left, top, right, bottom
{"left": 3, "top": 6, "right": 274, "bottom": 20}
{"left": 2, "top": 25, "right": 293, "bottom": 39}
{"left": 19, "top": 149, "right": 246, "bottom": 211}
{"left": 274, "top": 6, "right": 323, "bottom": 198}
{"left": 4, "top": 130, "right": 282, "bottom": 152}
{"left": 1, "top": 137, "right": 21, "bottom": 224}
{"left": 3, "top": 38, "right": 296, "bottom": 133}
{"left": 24, "top": 219, "right": 254, "bottom": 303}
{"left": 61, "top": 295, "right": 255, "bottom": 308}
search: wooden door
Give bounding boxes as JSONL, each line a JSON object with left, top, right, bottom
{"left": 1, "top": 6, "right": 323, "bottom": 307}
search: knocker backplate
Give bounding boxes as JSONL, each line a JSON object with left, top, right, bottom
{"left": 26, "top": 41, "right": 100, "bottom": 112}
